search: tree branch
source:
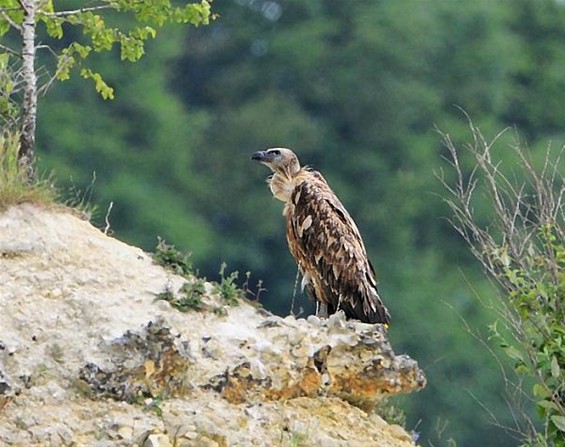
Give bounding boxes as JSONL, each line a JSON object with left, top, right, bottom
{"left": 0, "top": 8, "right": 23, "bottom": 31}
{"left": 16, "top": 0, "right": 27, "bottom": 13}
{"left": 36, "top": 46, "right": 64, "bottom": 97}
{"left": 43, "top": 5, "right": 114, "bottom": 17}
{"left": 0, "top": 43, "right": 21, "bottom": 58}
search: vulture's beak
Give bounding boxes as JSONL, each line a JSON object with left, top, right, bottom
{"left": 250, "top": 151, "right": 270, "bottom": 162}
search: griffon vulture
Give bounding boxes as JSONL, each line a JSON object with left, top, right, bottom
{"left": 251, "top": 148, "right": 391, "bottom": 325}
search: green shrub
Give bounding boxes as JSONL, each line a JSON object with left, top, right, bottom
{"left": 440, "top": 121, "right": 564, "bottom": 445}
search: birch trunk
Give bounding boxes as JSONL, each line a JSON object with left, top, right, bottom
{"left": 19, "top": 0, "right": 37, "bottom": 178}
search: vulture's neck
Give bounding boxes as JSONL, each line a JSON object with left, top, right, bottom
{"left": 268, "top": 166, "right": 305, "bottom": 202}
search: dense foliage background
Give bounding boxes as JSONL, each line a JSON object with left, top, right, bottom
{"left": 32, "top": 0, "right": 565, "bottom": 445}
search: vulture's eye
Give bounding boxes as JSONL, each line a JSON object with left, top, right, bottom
{"left": 269, "top": 149, "right": 281, "bottom": 156}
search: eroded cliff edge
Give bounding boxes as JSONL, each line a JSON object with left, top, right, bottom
{"left": 0, "top": 204, "right": 425, "bottom": 446}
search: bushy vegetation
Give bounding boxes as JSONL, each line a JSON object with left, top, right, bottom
{"left": 440, "top": 122, "right": 564, "bottom": 445}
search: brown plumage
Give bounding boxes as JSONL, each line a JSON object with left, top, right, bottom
{"left": 251, "top": 148, "right": 391, "bottom": 325}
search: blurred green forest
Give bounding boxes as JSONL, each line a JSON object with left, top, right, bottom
{"left": 31, "top": 0, "right": 565, "bottom": 445}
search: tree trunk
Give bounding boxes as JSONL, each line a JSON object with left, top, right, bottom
{"left": 19, "top": 0, "right": 37, "bottom": 179}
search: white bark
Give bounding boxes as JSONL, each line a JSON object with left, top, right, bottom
{"left": 19, "top": 0, "right": 38, "bottom": 177}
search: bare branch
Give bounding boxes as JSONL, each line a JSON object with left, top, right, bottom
{"left": 0, "top": 43, "right": 21, "bottom": 58}
{"left": 33, "top": 44, "right": 62, "bottom": 96}
{"left": 43, "top": 5, "right": 114, "bottom": 17}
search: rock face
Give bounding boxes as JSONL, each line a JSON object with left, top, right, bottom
{"left": 0, "top": 204, "right": 425, "bottom": 446}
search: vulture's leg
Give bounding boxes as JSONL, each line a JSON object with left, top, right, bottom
{"left": 316, "top": 302, "right": 329, "bottom": 318}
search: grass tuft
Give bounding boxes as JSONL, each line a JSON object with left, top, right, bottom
{"left": 0, "top": 131, "right": 58, "bottom": 211}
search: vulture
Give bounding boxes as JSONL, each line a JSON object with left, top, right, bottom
{"left": 251, "top": 148, "right": 391, "bottom": 325}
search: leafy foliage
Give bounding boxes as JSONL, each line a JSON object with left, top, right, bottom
{"left": 0, "top": 0, "right": 213, "bottom": 99}
{"left": 0, "top": 0, "right": 214, "bottom": 176}
{"left": 440, "top": 121, "right": 565, "bottom": 445}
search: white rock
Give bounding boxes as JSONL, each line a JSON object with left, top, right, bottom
{"left": 144, "top": 433, "right": 172, "bottom": 447}
{"left": 0, "top": 205, "right": 424, "bottom": 447}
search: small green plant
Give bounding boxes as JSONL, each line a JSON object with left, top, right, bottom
{"left": 241, "top": 270, "right": 266, "bottom": 304}
{"left": 278, "top": 424, "right": 311, "bottom": 447}
{"left": 213, "top": 262, "right": 242, "bottom": 306}
{"left": 156, "top": 278, "right": 206, "bottom": 312}
{"left": 0, "top": 130, "right": 57, "bottom": 210}
{"left": 152, "top": 238, "right": 193, "bottom": 277}
{"left": 289, "top": 432, "right": 308, "bottom": 447}
{"left": 143, "top": 396, "right": 164, "bottom": 417}
{"left": 153, "top": 241, "right": 255, "bottom": 313}
{"left": 212, "top": 306, "right": 228, "bottom": 317}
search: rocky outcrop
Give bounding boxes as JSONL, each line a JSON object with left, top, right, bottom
{"left": 0, "top": 204, "right": 425, "bottom": 446}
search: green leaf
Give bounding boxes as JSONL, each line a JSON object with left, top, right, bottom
{"left": 44, "top": 18, "right": 64, "bottom": 39}
{"left": 551, "top": 415, "right": 565, "bottom": 433}
{"left": 0, "top": 4, "right": 24, "bottom": 35}
{"left": 80, "top": 69, "right": 114, "bottom": 100}
{"left": 39, "top": 1, "right": 64, "bottom": 39}
{"left": 175, "top": 1, "right": 212, "bottom": 26}
{"left": 73, "top": 43, "right": 92, "bottom": 59}
{"left": 120, "top": 36, "right": 145, "bottom": 62}
{"left": 502, "top": 345, "right": 524, "bottom": 363}
{"left": 537, "top": 399, "right": 560, "bottom": 412}
{"left": 551, "top": 355, "right": 560, "bottom": 378}
{"left": 533, "top": 383, "right": 549, "bottom": 398}
{"left": 56, "top": 50, "right": 76, "bottom": 81}
{"left": 0, "top": 20, "right": 10, "bottom": 37}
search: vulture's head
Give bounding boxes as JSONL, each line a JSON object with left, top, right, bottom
{"left": 250, "top": 148, "right": 301, "bottom": 175}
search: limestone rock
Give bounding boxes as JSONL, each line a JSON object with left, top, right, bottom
{"left": 144, "top": 433, "right": 172, "bottom": 447}
{"left": 0, "top": 204, "right": 425, "bottom": 446}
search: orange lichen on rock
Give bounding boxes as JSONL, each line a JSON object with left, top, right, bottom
{"left": 266, "top": 362, "right": 322, "bottom": 401}
{"left": 200, "top": 315, "right": 425, "bottom": 412}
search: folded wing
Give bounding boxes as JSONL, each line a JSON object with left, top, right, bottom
{"left": 285, "top": 171, "right": 391, "bottom": 324}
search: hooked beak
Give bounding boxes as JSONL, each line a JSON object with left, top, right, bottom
{"left": 251, "top": 151, "right": 268, "bottom": 162}
{"left": 250, "top": 151, "right": 270, "bottom": 162}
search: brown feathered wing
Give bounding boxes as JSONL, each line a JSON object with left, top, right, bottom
{"left": 285, "top": 171, "right": 391, "bottom": 324}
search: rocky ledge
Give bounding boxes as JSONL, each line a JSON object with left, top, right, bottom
{"left": 0, "top": 204, "right": 425, "bottom": 446}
